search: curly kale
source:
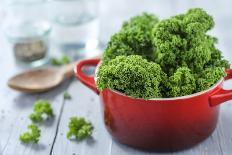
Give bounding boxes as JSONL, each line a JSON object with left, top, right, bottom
{"left": 196, "top": 67, "right": 226, "bottom": 92}
{"left": 97, "top": 55, "right": 166, "bottom": 99}
{"left": 98, "top": 8, "right": 229, "bottom": 99}
{"left": 29, "top": 100, "right": 54, "bottom": 123}
{"left": 164, "top": 67, "right": 196, "bottom": 97}
{"left": 102, "top": 13, "right": 159, "bottom": 63}
{"left": 51, "top": 55, "right": 70, "bottom": 66}
{"left": 67, "top": 117, "right": 93, "bottom": 140}
{"left": 206, "top": 37, "right": 230, "bottom": 68}
{"left": 19, "top": 124, "right": 41, "bottom": 144}
{"left": 152, "top": 8, "right": 228, "bottom": 75}
{"left": 63, "top": 90, "right": 72, "bottom": 100}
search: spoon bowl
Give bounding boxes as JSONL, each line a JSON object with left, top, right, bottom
{"left": 8, "top": 68, "right": 63, "bottom": 93}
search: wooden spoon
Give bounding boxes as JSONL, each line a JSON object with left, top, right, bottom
{"left": 8, "top": 56, "right": 100, "bottom": 93}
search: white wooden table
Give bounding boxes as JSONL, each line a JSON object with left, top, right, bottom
{"left": 1, "top": 0, "right": 232, "bottom": 155}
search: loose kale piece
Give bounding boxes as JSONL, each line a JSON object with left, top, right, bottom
{"left": 19, "top": 124, "right": 41, "bottom": 144}
{"left": 102, "top": 13, "right": 159, "bottom": 63}
{"left": 63, "top": 91, "right": 72, "bottom": 100}
{"left": 29, "top": 100, "right": 54, "bottom": 123}
{"left": 97, "top": 55, "right": 166, "bottom": 99}
{"left": 67, "top": 117, "right": 94, "bottom": 140}
{"left": 51, "top": 55, "right": 70, "bottom": 66}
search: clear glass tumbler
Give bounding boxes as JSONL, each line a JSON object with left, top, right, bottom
{"left": 49, "top": 0, "right": 100, "bottom": 57}
{"left": 3, "top": 0, "right": 52, "bottom": 67}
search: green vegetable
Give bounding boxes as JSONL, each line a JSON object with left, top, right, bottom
{"left": 30, "top": 100, "right": 54, "bottom": 123}
{"left": 97, "top": 55, "right": 166, "bottom": 99}
{"left": 19, "top": 124, "right": 41, "bottom": 144}
{"left": 206, "top": 39, "right": 230, "bottom": 68}
{"left": 67, "top": 117, "right": 93, "bottom": 140}
{"left": 102, "top": 13, "right": 159, "bottom": 63}
{"left": 64, "top": 91, "right": 72, "bottom": 100}
{"left": 51, "top": 55, "right": 70, "bottom": 66}
{"left": 98, "top": 8, "right": 229, "bottom": 99}
{"left": 152, "top": 8, "right": 229, "bottom": 75}
{"left": 196, "top": 67, "right": 226, "bottom": 92}
{"left": 164, "top": 67, "right": 196, "bottom": 97}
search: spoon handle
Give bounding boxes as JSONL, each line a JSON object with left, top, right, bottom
{"left": 61, "top": 55, "right": 102, "bottom": 79}
{"left": 62, "top": 62, "right": 77, "bottom": 79}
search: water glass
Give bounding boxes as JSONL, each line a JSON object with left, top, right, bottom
{"left": 49, "top": 0, "right": 100, "bottom": 56}
{"left": 3, "top": 0, "right": 51, "bottom": 67}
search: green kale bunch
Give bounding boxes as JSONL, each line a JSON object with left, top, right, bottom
{"left": 152, "top": 8, "right": 229, "bottom": 75}
{"left": 20, "top": 124, "right": 41, "bottom": 144}
{"left": 29, "top": 100, "right": 54, "bottom": 123}
{"left": 97, "top": 55, "right": 166, "bottom": 99}
{"left": 196, "top": 67, "right": 226, "bottom": 92}
{"left": 97, "top": 8, "right": 229, "bottom": 99}
{"left": 67, "top": 117, "right": 94, "bottom": 140}
{"left": 102, "top": 13, "right": 159, "bottom": 63}
{"left": 164, "top": 67, "right": 196, "bottom": 97}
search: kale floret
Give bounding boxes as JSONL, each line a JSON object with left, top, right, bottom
{"left": 97, "top": 55, "right": 166, "bottom": 99}
{"left": 164, "top": 67, "right": 196, "bottom": 97}
{"left": 19, "top": 124, "right": 41, "bottom": 144}
{"left": 102, "top": 13, "right": 159, "bottom": 63}
{"left": 152, "top": 8, "right": 216, "bottom": 74}
{"left": 196, "top": 67, "right": 226, "bottom": 92}
{"left": 67, "top": 117, "right": 93, "bottom": 140}
{"left": 29, "top": 100, "right": 54, "bottom": 123}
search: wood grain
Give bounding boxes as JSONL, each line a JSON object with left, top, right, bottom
{"left": 0, "top": 31, "right": 71, "bottom": 155}
{"left": 51, "top": 81, "right": 112, "bottom": 155}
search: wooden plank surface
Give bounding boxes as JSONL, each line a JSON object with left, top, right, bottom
{"left": 0, "top": 34, "right": 72, "bottom": 155}
{"left": 51, "top": 80, "right": 113, "bottom": 155}
{"left": 1, "top": 0, "right": 232, "bottom": 154}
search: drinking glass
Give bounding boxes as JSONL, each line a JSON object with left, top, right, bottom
{"left": 49, "top": 0, "right": 100, "bottom": 57}
{"left": 3, "top": 0, "right": 51, "bottom": 67}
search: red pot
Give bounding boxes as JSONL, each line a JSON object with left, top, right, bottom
{"left": 75, "top": 58, "right": 232, "bottom": 151}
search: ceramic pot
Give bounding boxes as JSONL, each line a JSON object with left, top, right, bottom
{"left": 75, "top": 58, "right": 232, "bottom": 151}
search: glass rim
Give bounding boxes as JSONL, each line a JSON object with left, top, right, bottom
{"left": 4, "top": 0, "right": 47, "bottom": 6}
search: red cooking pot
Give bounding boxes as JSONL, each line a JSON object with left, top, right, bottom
{"left": 75, "top": 58, "right": 232, "bottom": 151}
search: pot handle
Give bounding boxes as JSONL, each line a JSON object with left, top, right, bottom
{"left": 209, "top": 69, "right": 232, "bottom": 107}
{"left": 75, "top": 58, "right": 100, "bottom": 95}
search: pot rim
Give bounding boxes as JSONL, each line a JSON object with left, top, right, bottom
{"left": 95, "top": 62, "right": 224, "bottom": 101}
{"left": 106, "top": 79, "right": 223, "bottom": 100}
